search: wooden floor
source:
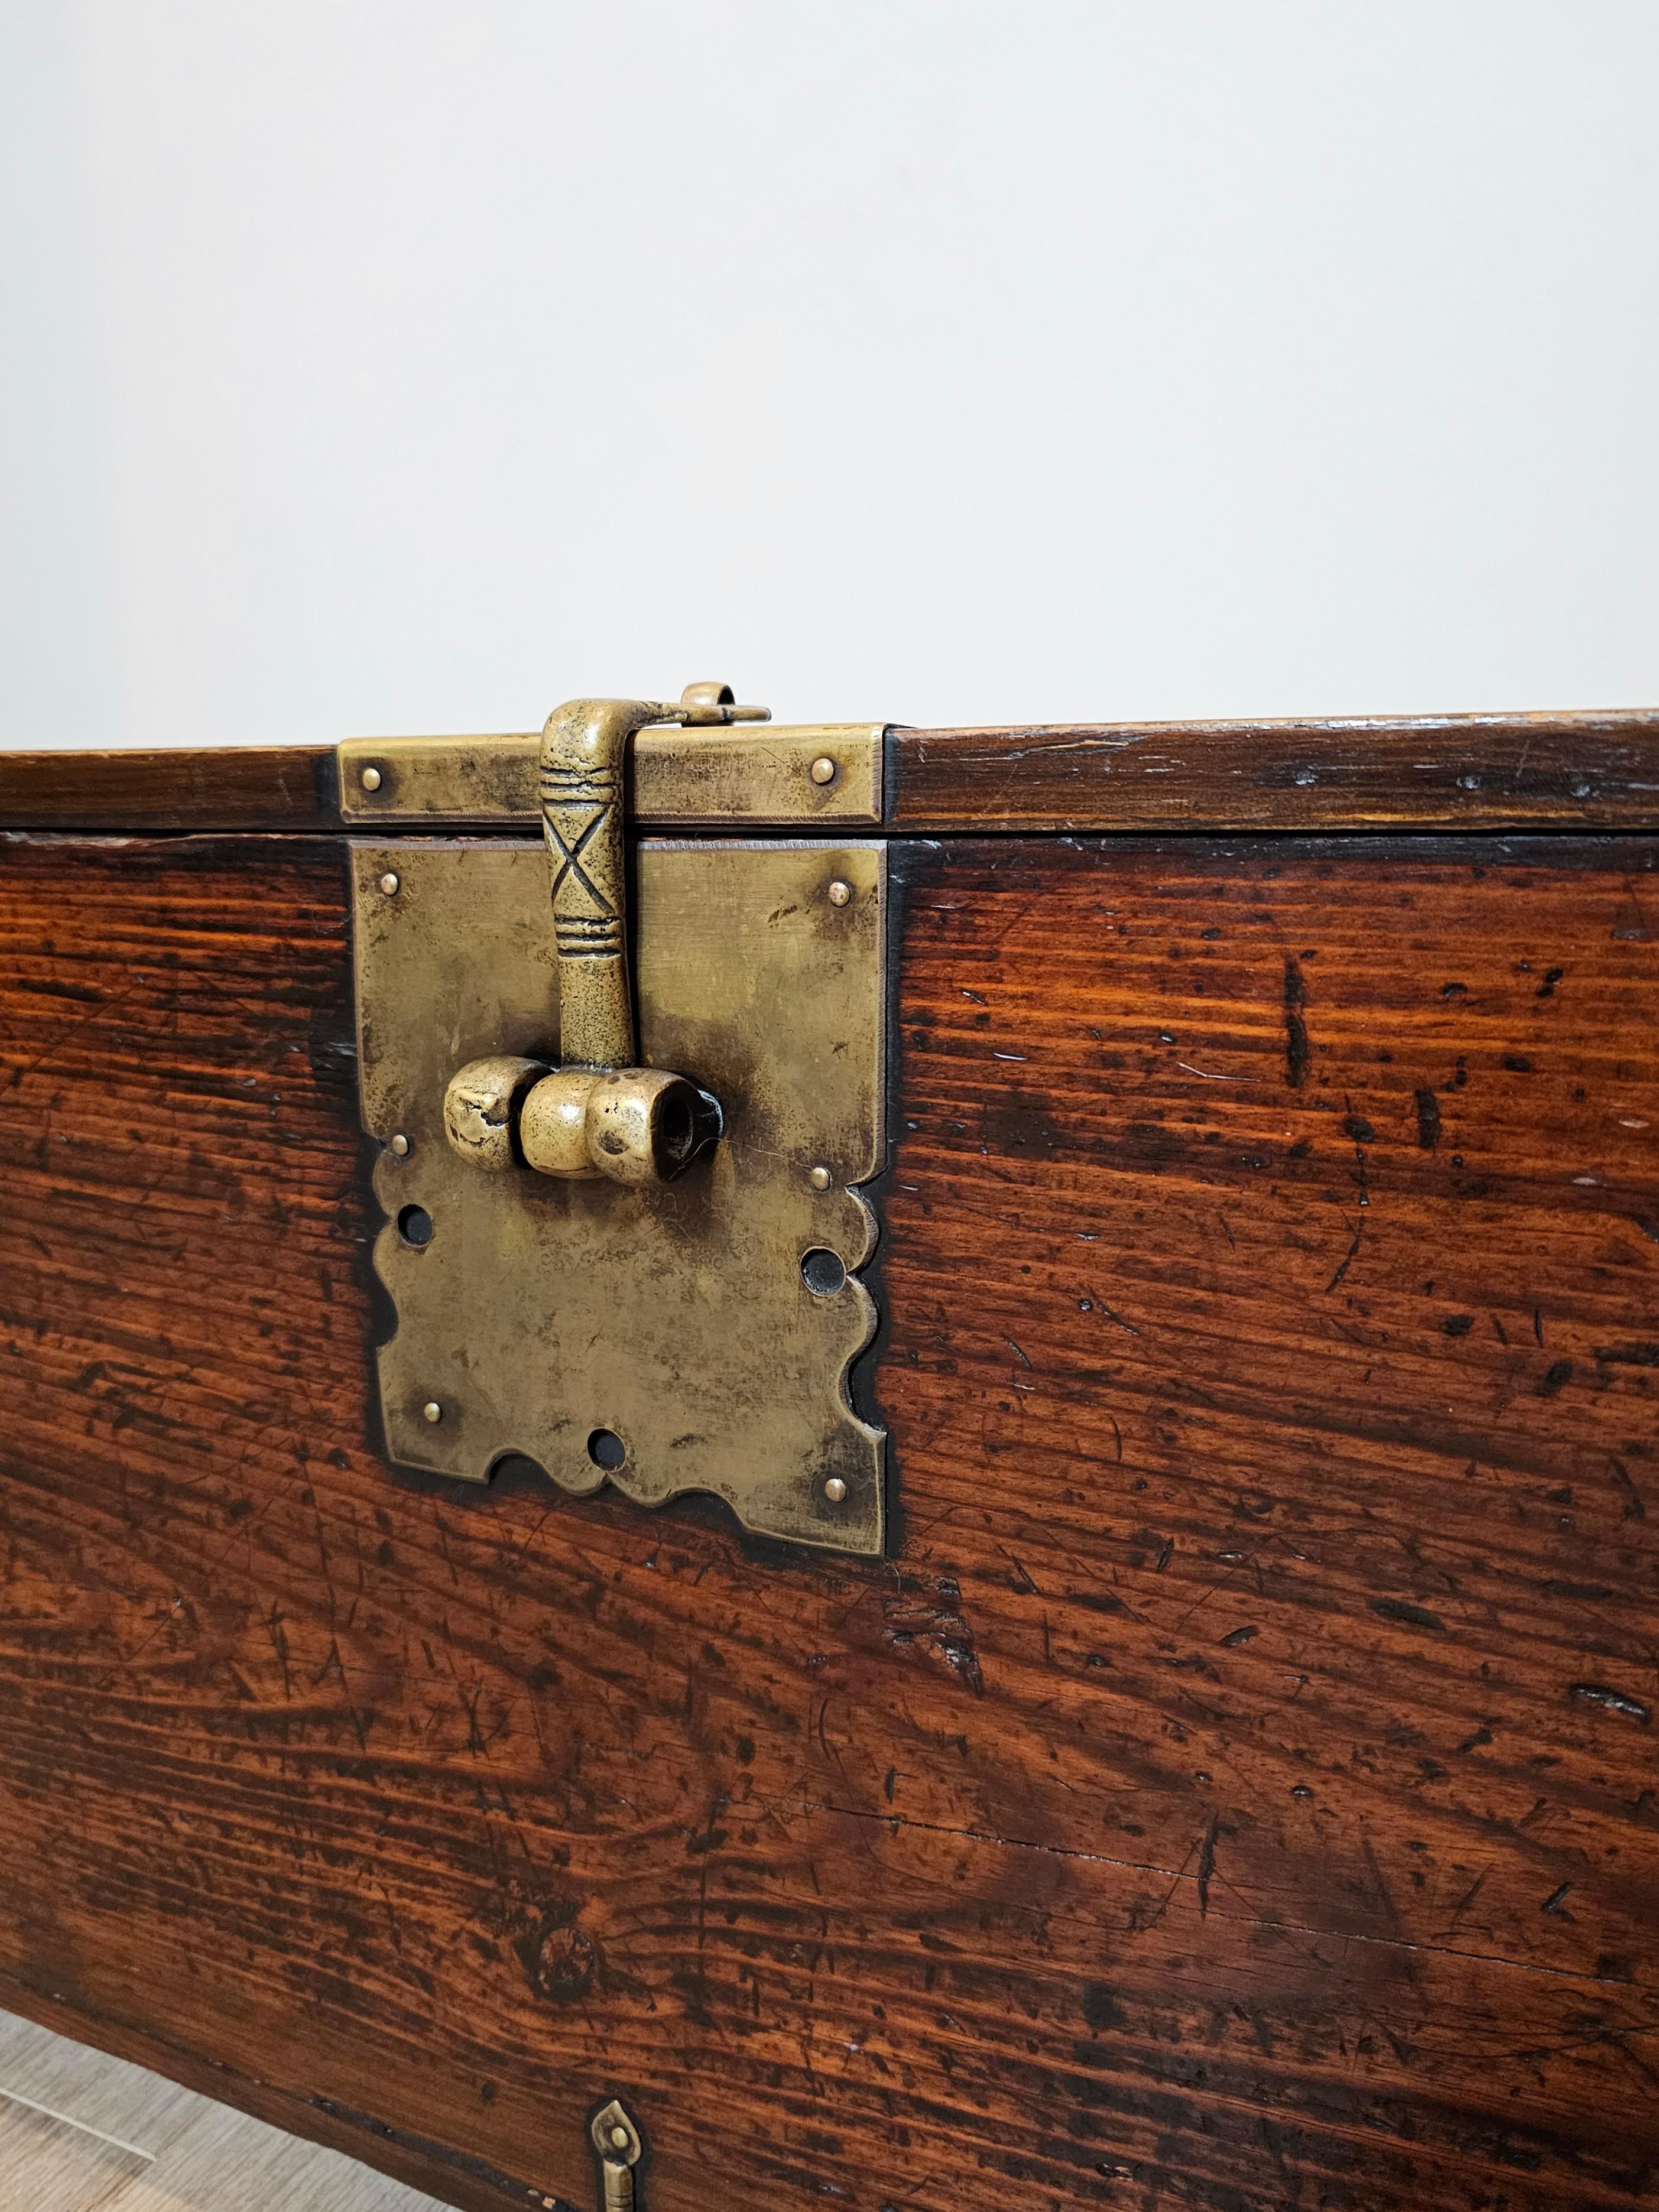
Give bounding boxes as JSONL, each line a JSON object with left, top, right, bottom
{"left": 0, "top": 2010, "right": 456, "bottom": 2211}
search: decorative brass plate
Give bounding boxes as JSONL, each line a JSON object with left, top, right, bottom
{"left": 339, "top": 724, "right": 884, "bottom": 827}
{"left": 352, "top": 838, "right": 887, "bottom": 1555}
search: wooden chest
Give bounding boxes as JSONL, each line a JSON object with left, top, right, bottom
{"left": 2, "top": 704, "right": 1656, "bottom": 2212}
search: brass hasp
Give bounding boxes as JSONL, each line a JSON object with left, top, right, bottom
{"left": 443, "top": 682, "right": 766, "bottom": 1188}
{"left": 589, "top": 2098, "right": 644, "bottom": 2211}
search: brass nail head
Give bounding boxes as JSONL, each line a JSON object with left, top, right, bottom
{"left": 361, "top": 765, "right": 383, "bottom": 792}
{"left": 824, "top": 1476, "right": 849, "bottom": 1505}
{"left": 609, "top": 2125, "right": 630, "bottom": 2149}
{"left": 827, "top": 879, "right": 852, "bottom": 908}
{"left": 389, "top": 1133, "right": 410, "bottom": 1158}
{"left": 423, "top": 1400, "right": 443, "bottom": 1424}
{"left": 810, "top": 755, "right": 837, "bottom": 786}
{"left": 379, "top": 872, "right": 401, "bottom": 898}
{"left": 809, "top": 1165, "right": 833, "bottom": 1192}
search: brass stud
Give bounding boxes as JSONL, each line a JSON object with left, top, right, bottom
{"left": 609, "top": 2126, "right": 631, "bottom": 2149}
{"left": 379, "top": 872, "right": 401, "bottom": 898}
{"left": 810, "top": 756, "right": 837, "bottom": 786}
{"left": 361, "top": 765, "right": 383, "bottom": 792}
{"left": 809, "top": 1164, "right": 833, "bottom": 1192}
{"left": 389, "top": 1133, "right": 410, "bottom": 1158}
{"left": 423, "top": 1400, "right": 443, "bottom": 1424}
{"left": 823, "top": 1476, "right": 848, "bottom": 1505}
{"left": 827, "top": 879, "right": 852, "bottom": 908}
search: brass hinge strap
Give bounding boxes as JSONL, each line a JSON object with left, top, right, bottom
{"left": 339, "top": 723, "right": 884, "bottom": 827}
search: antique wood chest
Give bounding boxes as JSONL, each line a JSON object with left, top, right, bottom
{"left": 1, "top": 701, "right": 1656, "bottom": 2212}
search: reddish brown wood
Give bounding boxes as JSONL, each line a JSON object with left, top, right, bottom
{"left": 889, "top": 709, "right": 1659, "bottom": 830}
{"left": 5, "top": 706, "right": 1659, "bottom": 836}
{"left": 0, "top": 746, "right": 341, "bottom": 831}
{"left": 0, "top": 829, "right": 1655, "bottom": 2211}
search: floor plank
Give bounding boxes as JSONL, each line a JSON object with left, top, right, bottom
{"left": 0, "top": 2013, "right": 459, "bottom": 2211}
{"left": 0, "top": 2095, "right": 151, "bottom": 2212}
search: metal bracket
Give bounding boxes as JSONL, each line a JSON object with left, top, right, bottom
{"left": 339, "top": 721, "right": 884, "bottom": 827}
{"left": 351, "top": 834, "right": 887, "bottom": 1555}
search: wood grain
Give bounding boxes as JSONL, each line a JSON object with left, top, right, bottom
{"left": 0, "top": 829, "right": 1655, "bottom": 2211}
{"left": 0, "top": 748, "right": 341, "bottom": 831}
{"left": 889, "top": 709, "right": 1659, "bottom": 830}
{"left": 5, "top": 706, "right": 1659, "bottom": 835}
{"left": 0, "top": 2094, "right": 151, "bottom": 2210}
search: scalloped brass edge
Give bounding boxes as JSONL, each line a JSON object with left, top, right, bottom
{"left": 354, "top": 837, "right": 888, "bottom": 1556}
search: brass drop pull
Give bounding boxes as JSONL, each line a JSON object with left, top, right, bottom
{"left": 443, "top": 683, "right": 767, "bottom": 1187}
{"left": 590, "top": 2099, "right": 644, "bottom": 2211}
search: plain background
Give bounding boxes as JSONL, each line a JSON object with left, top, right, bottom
{"left": 2, "top": 1, "right": 1656, "bottom": 749}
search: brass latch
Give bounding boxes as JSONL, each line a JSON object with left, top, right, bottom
{"left": 590, "top": 2099, "right": 645, "bottom": 2212}
{"left": 442, "top": 686, "right": 764, "bottom": 1188}
{"left": 527, "top": 2097, "right": 646, "bottom": 2212}
{"left": 347, "top": 686, "right": 888, "bottom": 1555}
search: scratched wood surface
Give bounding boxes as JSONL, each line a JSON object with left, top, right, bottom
{"left": 0, "top": 746, "right": 342, "bottom": 831}
{"left": 3, "top": 708, "right": 1659, "bottom": 833}
{"left": 0, "top": 829, "right": 1655, "bottom": 2211}
{"left": 887, "top": 709, "right": 1659, "bottom": 831}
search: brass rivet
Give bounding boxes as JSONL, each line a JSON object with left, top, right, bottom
{"left": 361, "top": 765, "right": 383, "bottom": 792}
{"left": 810, "top": 756, "right": 837, "bottom": 786}
{"left": 809, "top": 1164, "right": 833, "bottom": 1192}
{"left": 827, "top": 879, "right": 852, "bottom": 908}
{"left": 379, "top": 872, "right": 401, "bottom": 898}
{"left": 389, "top": 1133, "right": 410, "bottom": 1158}
{"left": 824, "top": 1476, "right": 849, "bottom": 1505}
{"left": 609, "top": 2126, "right": 630, "bottom": 2150}
{"left": 423, "top": 1400, "right": 443, "bottom": 1424}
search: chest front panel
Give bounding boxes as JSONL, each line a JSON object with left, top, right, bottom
{"left": 0, "top": 825, "right": 1654, "bottom": 2211}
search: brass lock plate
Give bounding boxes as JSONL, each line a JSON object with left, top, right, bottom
{"left": 352, "top": 838, "right": 887, "bottom": 1555}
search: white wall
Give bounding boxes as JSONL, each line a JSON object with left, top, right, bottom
{"left": 2, "top": 1, "right": 1655, "bottom": 748}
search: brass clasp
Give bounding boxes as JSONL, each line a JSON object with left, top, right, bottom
{"left": 589, "top": 2099, "right": 645, "bottom": 2211}
{"left": 442, "top": 682, "right": 767, "bottom": 1188}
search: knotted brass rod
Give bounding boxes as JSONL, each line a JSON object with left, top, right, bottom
{"left": 540, "top": 684, "right": 768, "bottom": 1070}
